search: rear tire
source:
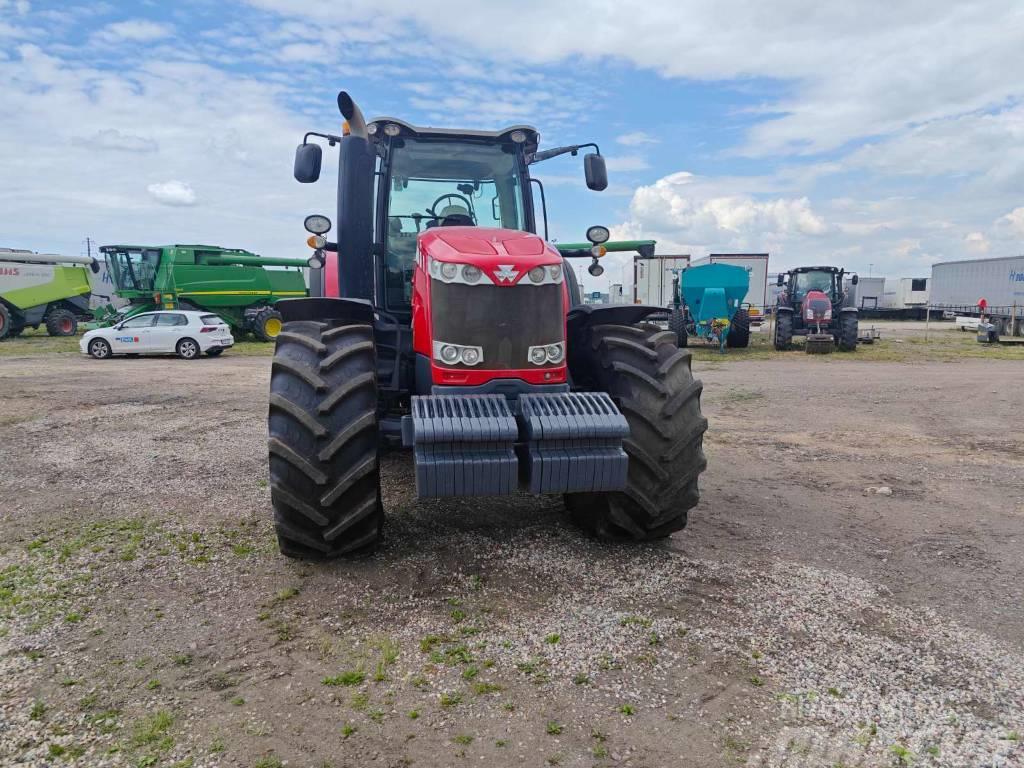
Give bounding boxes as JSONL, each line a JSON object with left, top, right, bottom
{"left": 268, "top": 321, "right": 382, "bottom": 559}
{"left": 668, "top": 307, "right": 688, "bottom": 347}
{"left": 774, "top": 310, "right": 793, "bottom": 350}
{"left": 88, "top": 338, "right": 112, "bottom": 359}
{"left": 253, "top": 307, "right": 284, "bottom": 342}
{"left": 45, "top": 308, "right": 78, "bottom": 337}
{"left": 726, "top": 308, "right": 750, "bottom": 348}
{"left": 565, "top": 323, "right": 708, "bottom": 542}
{"left": 176, "top": 337, "right": 200, "bottom": 359}
{"left": 838, "top": 312, "right": 858, "bottom": 351}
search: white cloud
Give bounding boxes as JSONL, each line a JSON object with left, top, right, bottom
{"left": 93, "top": 20, "right": 174, "bottom": 44}
{"left": 147, "top": 181, "right": 197, "bottom": 207}
{"left": 996, "top": 207, "right": 1024, "bottom": 239}
{"left": 71, "top": 129, "right": 158, "bottom": 154}
{"left": 616, "top": 131, "right": 659, "bottom": 146}
{"left": 964, "top": 231, "right": 990, "bottom": 255}
{"left": 605, "top": 154, "right": 650, "bottom": 172}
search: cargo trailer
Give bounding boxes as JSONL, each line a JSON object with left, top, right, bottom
{"left": 930, "top": 255, "right": 1024, "bottom": 336}
{"left": 844, "top": 276, "right": 885, "bottom": 309}
{"left": 632, "top": 254, "right": 690, "bottom": 307}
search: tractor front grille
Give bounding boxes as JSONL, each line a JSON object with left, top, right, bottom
{"left": 429, "top": 282, "right": 563, "bottom": 370}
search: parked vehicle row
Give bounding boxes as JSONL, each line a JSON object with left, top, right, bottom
{"left": 80, "top": 310, "right": 233, "bottom": 359}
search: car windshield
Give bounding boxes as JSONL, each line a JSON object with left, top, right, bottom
{"left": 384, "top": 138, "right": 526, "bottom": 307}
{"left": 794, "top": 271, "right": 833, "bottom": 296}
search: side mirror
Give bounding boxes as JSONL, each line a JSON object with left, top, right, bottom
{"left": 584, "top": 153, "right": 607, "bottom": 191}
{"left": 294, "top": 143, "right": 322, "bottom": 184}
{"left": 777, "top": 273, "right": 785, "bottom": 287}
{"left": 851, "top": 274, "right": 859, "bottom": 285}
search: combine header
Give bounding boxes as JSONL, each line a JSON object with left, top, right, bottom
{"left": 264, "top": 91, "right": 709, "bottom": 558}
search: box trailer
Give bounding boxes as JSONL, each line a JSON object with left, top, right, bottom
{"left": 633, "top": 254, "right": 690, "bottom": 307}
{"left": 844, "top": 275, "right": 885, "bottom": 309}
{"left": 930, "top": 255, "right": 1024, "bottom": 335}
{"left": 691, "top": 254, "right": 770, "bottom": 312}
{"left": 881, "top": 277, "right": 929, "bottom": 309}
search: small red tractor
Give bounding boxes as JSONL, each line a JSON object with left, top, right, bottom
{"left": 266, "top": 91, "right": 708, "bottom": 557}
{"left": 774, "top": 266, "right": 859, "bottom": 353}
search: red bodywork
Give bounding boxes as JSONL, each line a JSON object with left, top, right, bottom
{"left": 802, "top": 289, "right": 833, "bottom": 329}
{"left": 413, "top": 227, "right": 569, "bottom": 387}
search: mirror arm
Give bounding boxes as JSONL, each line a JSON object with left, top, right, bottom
{"left": 303, "top": 131, "right": 343, "bottom": 147}
{"left": 529, "top": 142, "right": 601, "bottom": 164}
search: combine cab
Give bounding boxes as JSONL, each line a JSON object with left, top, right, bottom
{"left": 265, "top": 91, "right": 709, "bottom": 557}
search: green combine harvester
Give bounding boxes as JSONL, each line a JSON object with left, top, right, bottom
{"left": 95, "top": 244, "right": 310, "bottom": 340}
{"left": 0, "top": 248, "right": 98, "bottom": 339}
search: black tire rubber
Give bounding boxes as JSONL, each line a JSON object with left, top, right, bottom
{"left": 727, "top": 308, "right": 750, "bottom": 348}
{"left": 0, "top": 304, "right": 10, "bottom": 340}
{"left": 668, "top": 307, "right": 688, "bottom": 347}
{"left": 838, "top": 312, "right": 858, "bottom": 351}
{"left": 774, "top": 311, "right": 793, "bottom": 350}
{"left": 88, "top": 338, "right": 112, "bottom": 359}
{"left": 268, "top": 320, "right": 382, "bottom": 559}
{"left": 176, "top": 337, "right": 200, "bottom": 360}
{"left": 253, "top": 307, "right": 284, "bottom": 342}
{"left": 565, "top": 323, "right": 708, "bottom": 541}
{"left": 206, "top": 348, "right": 224, "bottom": 357}
{"left": 45, "top": 308, "right": 78, "bottom": 337}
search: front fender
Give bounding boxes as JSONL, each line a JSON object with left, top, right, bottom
{"left": 275, "top": 297, "right": 374, "bottom": 325}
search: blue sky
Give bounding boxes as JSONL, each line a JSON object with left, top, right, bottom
{"left": 2, "top": 0, "right": 1022, "bottom": 289}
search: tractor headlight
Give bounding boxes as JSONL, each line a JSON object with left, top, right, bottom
{"left": 428, "top": 259, "right": 495, "bottom": 285}
{"left": 462, "top": 265, "right": 482, "bottom": 283}
{"left": 528, "top": 342, "right": 565, "bottom": 366}
{"left": 547, "top": 264, "right": 562, "bottom": 282}
{"left": 433, "top": 341, "right": 484, "bottom": 367}
{"left": 441, "top": 262, "right": 458, "bottom": 281}
{"left": 528, "top": 266, "right": 546, "bottom": 284}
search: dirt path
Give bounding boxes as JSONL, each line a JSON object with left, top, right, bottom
{"left": 1, "top": 352, "right": 1021, "bottom": 767}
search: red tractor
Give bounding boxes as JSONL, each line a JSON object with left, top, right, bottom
{"left": 267, "top": 92, "right": 708, "bottom": 558}
{"left": 774, "top": 266, "right": 859, "bottom": 353}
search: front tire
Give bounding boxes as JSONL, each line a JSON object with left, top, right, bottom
{"left": 45, "top": 308, "right": 78, "bottom": 337}
{"left": 176, "top": 338, "right": 200, "bottom": 359}
{"left": 727, "top": 308, "right": 750, "bottom": 348}
{"left": 668, "top": 307, "right": 688, "bottom": 347}
{"left": 838, "top": 312, "right": 858, "bottom": 351}
{"left": 565, "top": 323, "right": 708, "bottom": 541}
{"left": 88, "top": 338, "right": 112, "bottom": 359}
{"left": 774, "top": 311, "right": 793, "bottom": 350}
{"left": 253, "top": 307, "right": 284, "bottom": 342}
{"left": 268, "top": 321, "right": 382, "bottom": 558}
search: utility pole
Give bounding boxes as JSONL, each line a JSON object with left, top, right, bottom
{"left": 85, "top": 237, "right": 92, "bottom": 260}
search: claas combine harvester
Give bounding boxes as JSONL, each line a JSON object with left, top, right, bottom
{"left": 266, "top": 91, "right": 709, "bottom": 558}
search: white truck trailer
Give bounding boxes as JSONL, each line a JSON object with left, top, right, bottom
{"left": 881, "top": 277, "right": 930, "bottom": 309}
{"left": 632, "top": 254, "right": 690, "bottom": 308}
{"left": 930, "top": 255, "right": 1024, "bottom": 336}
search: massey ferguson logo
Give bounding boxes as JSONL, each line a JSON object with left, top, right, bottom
{"left": 494, "top": 264, "right": 519, "bottom": 283}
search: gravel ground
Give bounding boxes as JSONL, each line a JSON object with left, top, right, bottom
{"left": 1, "top": 341, "right": 1022, "bottom": 767}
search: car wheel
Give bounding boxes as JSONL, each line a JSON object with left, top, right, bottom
{"left": 176, "top": 338, "right": 200, "bottom": 360}
{"left": 89, "top": 338, "right": 112, "bottom": 359}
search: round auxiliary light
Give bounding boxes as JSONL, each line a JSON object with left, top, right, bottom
{"left": 591, "top": 245, "right": 607, "bottom": 258}
{"left": 586, "top": 225, "right": 610, "bottom": 244}
{"left": 383, "top": 123, "right": 401, "bottom": 137}
{"left": 366, "top": 123, "right": 378, "bottom": 135}
{"left": 462, "top": 265, "right": 482, "bottom": 283}
{"left": 530, "top": 347, "right": 547, "bottom": 365}
{"left": 461, "top": 347, "right": 480, "bottom": 365}
{"left": 528, "top": 266, "right": 546, "bottom": 283}
{"left": 304, "top": 214, "right": 332, "bottom": 235}
{"left": 588, "top": 261, "right": 605, "bottom": 277}
{"left": 441, "top": 345, "right": 460, "bottom": 363}
{"left": 546, "top": 344, "right": 564, "bottom": 363}
{"left": 307, "top": 254, "right": 324, "bottom": 269}
{"left": 510, "top": 129, "right": 527, "bottom": 144}
{"left": 441, "top": 262, "right": 458, "bottom": 280}
{"left": 306, "top": 234, "right": 327, "bottom": 249}
{"left": 548, "top": 264, "right": 561, "bottom": 281}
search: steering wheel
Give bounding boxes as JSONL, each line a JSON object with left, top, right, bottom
{"left": 427, "top": 193, "right": 475, "bottom": 224}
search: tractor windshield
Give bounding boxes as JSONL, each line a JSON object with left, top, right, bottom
{"left": 383, "top": 138, "right": 526, "bottom": 307}
{"left": 104, "top": 248, "right": 160, "bottom": 293}
{"left": 792, "top": 270, "right": 833, "bottom": 298}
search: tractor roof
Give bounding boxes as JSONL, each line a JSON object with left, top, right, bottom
{"left": 789, "top": 266, "right": 843, "bottom": 273}
{"left": 367, "top": 117, "right": 539, "bottom": 154}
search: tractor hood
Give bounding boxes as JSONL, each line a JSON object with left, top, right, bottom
{"left": 418, "top": 227, "right": 561, "bottom": 286}
{"left": 802, "top": 290, "right": 833, "bottom": 321}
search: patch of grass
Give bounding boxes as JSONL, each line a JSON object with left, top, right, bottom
{"left": 419, "top": 634, "right": 445, "bottom": 653}
{"left": 408, "top": 710, "right": 420, "bottom": 720}
{"left": 273, "top": 586, "right": 299, "bottom": 603}
{"left": 443, "top": 644, "right": 473, "bottom": 666}
{"left": 618, "top": 704, "right": 635, "bottom": 716}
{"left": 255, "top": 757, "right": 284, "bottom": 768}
{"left": 592, "top": 744, "right": 608, "bottom": 758}
{"left": 411, "top": 675, "right": 429, "bottom": 689}
{"left": 502, "top": 702, "right": 515, "bottom": 712}
{"left": 439, "top": 692, "right": 462, "bottom": 707}
{"left": 368, "top": 709, "right": 385, "bottom": 723}
{"left": 453, "top": 734, "right": 473, "bottom": 745}
{"left": 472, "top": 681, "right": 503, "bottom": 696}
{"left": 129, "top": 709, "right": 175, "bottom": 748}
{"left": 350, "top": 692, "right": 369, "bottom": 711}
{"left": 450, "top": 609, "right": 466, "bottom": 623}
{"left": 827, "top": 686, "right": 842, "bottom": 698}
{"left": 546, "top": 754, "right": 562, "bottom": 766}
{"left": 48, "top": 744, "right": 66, "bottom": 758}
{"left": 544, "top": 633, "right": 561, "bottom": 644}
{"left": 573, "top": 673, "right": 591, "bottom": 685}
{"left": 341, "top": 723, "right": 357, "bottom": 738}
{"left": 173, "top": 653, "right": 192, "bottom": 666}
{"left": 461, "top": 666, "right": 479, "bottom": 680}
{"left": 1001, "top": 731, "right": 1020, "bottom": 741}
{"left": 78, "top": 692, "right": 98, "bottom": 710}
{"left": 29, "top": 700, "right": 46, "bottom": 720}
{"left": 87, "top": 708, "right": 121, "bottom": 734}
{"left": 618, "top": 615, "right": 652, "bottom": 628}
{"left": 748, "top": 675, "right": 764, "bottom": 687}
{"left": 546, "top": 721, "right": 564, "bottom": 735}
{"left": 467, "top": 575, "right": 483, "bottom": 590}
{"left": 495, "top": 739, "right": 508, "bottom": 747}
{"left": 146, "top": 679, "right": 161, "bottom": 690}
{"left": 889, "top": 744, "right": 913, "bottom": 765}
{"left": 64, "top": 611, "right": 83, "bottom": 623}
{"left": 230, "top": 696, "right": 245, "bottom": 706}
{"left": 323, "top": 669, "right": 365, "bottom": 687}
{"left": 231, "top": 543, "right": 254, "bottom": 557}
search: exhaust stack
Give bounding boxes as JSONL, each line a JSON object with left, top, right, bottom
{"left": 337, "top": 91, "right": 368, "bottom": 138}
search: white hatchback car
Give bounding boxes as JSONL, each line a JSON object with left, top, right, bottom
{"left": 81, "top": 310, "right": 234, "bottom": 360}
